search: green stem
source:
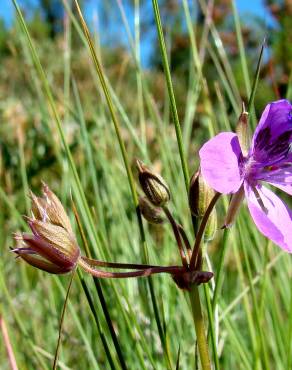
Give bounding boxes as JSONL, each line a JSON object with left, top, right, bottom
{"left": 72, "top": 5, "right": 168, "bottom": 359}
{"left": 189, "top": 286, "right": 212, "bottom": 370}
{"left": 212, "top": 228, "right": 229, "bottom": 309}
{"left": 73, "top": 0, "right": 137, "bottom": 206}
{"left": 151, "top": 0, "right": 189, "bottom": 191}
{"left": 203, "top": 284, "right": 220, "bottom": 370}
{"left": 77, "top": 272, "right": 117, "bottom": 370}
{"left": 247, "top": 40, "right": 265, "bottom": 114}
{"left": 53, "top": 270, "right": 76, "bottom": 370}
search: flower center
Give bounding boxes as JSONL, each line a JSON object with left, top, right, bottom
{"left": 242, "top": 156, "right": 258, "bottom": 185}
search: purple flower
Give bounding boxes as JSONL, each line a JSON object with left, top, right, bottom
{"left": 199, "top": 99, "right": 292, "bottom": 252}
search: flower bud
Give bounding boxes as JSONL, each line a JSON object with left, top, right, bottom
{"left": 12, "top": 184, "right": 80, "bottom": 274}
{"left": 136, "top": 159, "right": 170, "bottom": 207}
{"left": 139, "top": 196, "right": 165, "bottom": 224}
{"left": 204, "top": 209, "right": 217, "bottom": 242}
{"left": 236, "top": 102, "right": 250, "bottom": 156}
{"left": 189, "top": 169, "right": 215, "bottom": 217}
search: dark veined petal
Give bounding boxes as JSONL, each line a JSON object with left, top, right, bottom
{"left": 265, "top": 169, "right": 292, "bottom": 195}
{"left": 244, "top": 183, "right": 292, "bottom": 252}
{"left": 251, "top": 100, "right": 292, "bottom": 166}
{"left": 255, "top": 164, "right": 292, "bottom": 195}
{"left": 199, "top": 132, "right": 243, "bottom": 194}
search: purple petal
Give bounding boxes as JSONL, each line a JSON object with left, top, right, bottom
{"left": 244, "top": 183, "right": 292, "bottom": 252}
{"left": 256, "top": 165, "right": 292, "bottom": 195}
{"left": 199, "top": 132, "right": 243, "bottom": 194}
{"left": 266, "top": 169, "right": 292, "bottom": 195}
{"left": 251, "top": 100, "right": 292, "bottom": 166}
{"left": 268, "top": 182, "right": 292, "bottom": 196}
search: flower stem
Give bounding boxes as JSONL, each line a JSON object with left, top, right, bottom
{"left": 78, "top": 257, "right": 185, "bottom": 279}
{"left": 189, "top": 286, "right": 211, "bottom": 370}
{"left": 190, "top": 192, "right": 221, "bottom": 270}
{"left": 163, "top": 206, "right": 189, "bottom": 266}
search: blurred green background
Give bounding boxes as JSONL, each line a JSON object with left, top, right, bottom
{"left": 0, "top": 1, "right": 291, "bottom": 369}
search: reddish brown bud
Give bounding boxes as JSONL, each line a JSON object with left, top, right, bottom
{"left": 136, "top": 159, "right": 170, "bottom": 207}
{"left": 139, "top": 196, "right": 165, "bottom": 224}
{"left": 13, "top": 184, "right": 80, "bottom": 274}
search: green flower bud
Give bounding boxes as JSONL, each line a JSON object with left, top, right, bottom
{"left": 136, "top": 159, "right": 170, "bottom": 207}
{"left": 236, "top": 102, "right": 250, "bottom": 156}
{"left": 204, "top": 209, "right": 217, "bottom": 242}
{"left": 189, "top": 169, "right": 215, "bottom": 217}
{"left": 139, "top": 196, "right": 165, "bottom": 224}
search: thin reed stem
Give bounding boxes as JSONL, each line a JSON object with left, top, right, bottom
{"left": 72, "top": 5, "right": 168, "bottom": 360}
{"left": 73, "top": 0, "right": 137, "bottom": 206}
{"left": 53, "top": 270, "right": 76, "bottom": 370}
{"left": 151, "top": 0, "right": 190, "bottom": 191}
{"left": 247, "top": 40, "right": 265, "bottom": 114}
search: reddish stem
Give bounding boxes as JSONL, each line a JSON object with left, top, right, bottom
{"left": 189, "top": 192, "right": 221, "bottom": 270}
{"left": 163, "top": 206, "right": 188, "bottom": 267}
{"left": 78, "top": 257, "right": 186, "bottom": 279}
{"left": 81, "top": 256, "right": 163, "bottom": 270}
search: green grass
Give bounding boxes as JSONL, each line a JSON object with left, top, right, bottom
{"left": 0, "top": 1, "right": 291, "bottom": 369}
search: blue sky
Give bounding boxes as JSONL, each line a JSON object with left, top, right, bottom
{"left": 0, "top": 0, "right": 274, "bottom": 65}
{"left": 0, "top": 0, "right": 273, "bottom": 27}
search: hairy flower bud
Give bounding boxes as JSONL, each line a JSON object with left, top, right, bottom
{"left": 236, "top": 102, "right": 250, "bottom": 156}
{"left": 204, "top": 209, "right": 217, "bottom": 242}
{"left": 136, "top": 159, "right": 170, "bottom": 207}
{"left": 12, "top": 184, "right": 80, "bottom": 274}
{"left": 189, "top": 169, "right": 215, "bottom": 217}
{"left": 139, "top": 196, "right": 165, "bottom": 224}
